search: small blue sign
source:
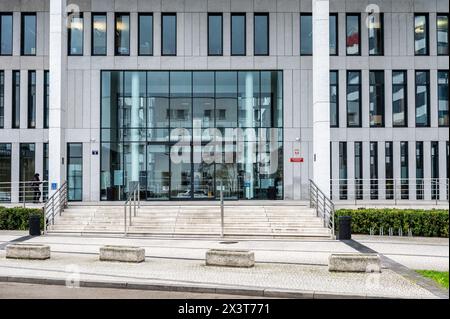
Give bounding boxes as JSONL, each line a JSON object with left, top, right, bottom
{"left": 51, "top": 183, "right": 58, "bottom": 190}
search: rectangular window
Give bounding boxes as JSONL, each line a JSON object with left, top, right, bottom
{"left": 44, "top": 71, "right": 49, "bottom": 128}
{"left": 231, "top": 13, "right": 246, "bottom": 56}
{"left": 139, "top": 13, "right": 153, "bottom": 56}
{"left": 21, "top": 13, "right": 36, "bottom": 56}
{"left": 12, "top": 71, "right": 20, "bottom": 129}
{"left": 68, "top": 13, "right": 83, "bottom": 55}
{"left": 300, "top": 13, "right": 312, "bottom": 55}
{"left": 27, "top": 71, "right": 36, "bottom": 128}
{"left": 0, "top": 143, "right": 11, "bottom": 202}
{"left": 161, "top": 13, "right": 176, "bottom": 56}
{"left": 400, "top": 141, "right": 409, "bottom": 199}
{"left": 414, "top": 14, "right": 429, "bottom": 55}
{"left": 0, "top": 13, "right": 13, "bottom": 55}
{"left": 330, "top": 70, "right": 338, "bottom": 127}
{"left": 415, "top": 70, "right": 430, "bottom": 127}
{"left": 254, "top": 13, "right": 269, "bottom": 56}
{"left": 339, "top": 142, "right": 347, "bottom": 200}
{"left": 354, "top": 141, "right": 363, "bottom": 200}
{"left": 0, "top": 71, "right": 3, "bottom": 128}
{"left": 329, "top": 13, "right": 338, "bottom": 55}
{"left": 369, "top": 70, "right": 385, "bottom": 127}
{"left": 347, "top": 70, "right": 361, "bottom": 127}
{"left": 346, "top": 14, "right": 360, "bottom": 55}
{"left": 392, "top": 70, "right": 408, "bottom": 127}
{"left": 115, "top": 13, "right": 130, "bottom": 56}
{"left": 385, "top": 142, "right": 394, "bottom": 199}
{"left": 208, "top": 13, "right": 223, "bottom": 56}
{"left": 431, "top": 141, "right": 439, "bottom": 200}
{"left": 67, "top": 143, "right": 83, "bottom": 201}
{"left": 416, "top": 141, "right": 424, "bottom": 199}
{"left": 370, "top": 142, "right": 378, "bottom": 199}
{"left": 43, "top": 142, "right": 48, "bottom": 201}
{"left": 437, "top": 14, "right": 449, "bottom": 55}
{"left": 92, "top": 13, "right": 107, "bottom": 56}
{"left": 368, "top": 12, "right": 383, "bottom": 55}
{"left": 19, "top": 143, "right": 35, "bottom": 202}
{"left": 438, "top": 70, "right": 449, "bottom": 127}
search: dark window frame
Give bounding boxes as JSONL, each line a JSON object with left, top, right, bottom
{"left": 369, "top": 70, "right": 385, "bottom": 127}
{"left": 91, "top": 12, "right": 107, "bottom": 56}
{"left": 438, "top": 69, "right": 449, "bottom": 127}
{"left": 21, "top": 12, "right": 37, "bottom": 56}
{"left": 329, "top": 13, "right": 338, "bottom": 56}
{"left": 67, "top": 143, "right": 83, "bottom": 202}
{"left": 12, "top": 70, "right": 20, "bottom": 129}
{"left": 231, "top": 13, "right": 246, "bottom": 56}
{"left": 207, "top": 13, "right": 223, "bottom": 56}
{"left": 138, "top": 13, "right": 154, "bottom": 56}
{"left": 161, "top": 13, "right": 177, "bottom": 56}
{"left": 368, "top": 12, "right": 384, "bottom": 56}
{"left": 44, "top": 70, "right": 49, "bottom": 128}
{"left": 392, "top": 70, "right": 408, "bottom": 127}
{"left": 27, "top": 70, "right": 36, "bottom": 129}
{"left": 300, "top": 13, "right": 313, "bottom": 56}
{"left": 330, "top": 70, "right": 339, "bottom": 127}
{"left": 346, "top": 13, "right": 361, "bottom": 56}
{"left": 414, "top": 13, "right": 429, "bottom": 56}
{"left": 0, "top": 12, "right": 13, "bottom": 56}
{"left": 68, "top": 12, "right": 84, "bottom": 56}
{"left": 346, "top": 70, "right": 362, "bottom": 128}
{"left": 115, "top": 12, "right": 130, "bottom": 56}
{"left": 254, "top": 13, "right": 269, "bottom": 56}
{"left": 415, "top": 70, "right": 430, "bottom": 127}
{"left": 0, "top": 70, "right": 4, "bottom": 128}
{"left": 437, "top": 13, "right": 449, "bottom": 56}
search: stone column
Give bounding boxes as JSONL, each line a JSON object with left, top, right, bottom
{"left": 49, "top": 0, "right": 67, "bottom": 195}
{"left": 312, "top": 0, "right": 330, "bottom": 196}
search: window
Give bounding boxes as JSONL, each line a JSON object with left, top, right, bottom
{"left": 385, "top": 142, "right": 393, "bottom": 199}
{"left": 339, "top": 142, "right": 347, "bottom": 200}
{"left": 370, "top": 142, "right": 379, "bottom": 199}
{"left": 438, "top": 70, "right": 449, "bottom": 127}
{"left": 139, "top": 13, "right": 153, "bottom": 56}
{"left": 330, "top": 70, "right": 338, "bottom": 127}
{"left": 437, "top": 14, "right": 449, "bottom": 55}
{"left": 346, "top": 14, "right": 360, "bottom": 55}
{"left": 254, "top": 13, "right": 269, "bottom": 56}
{"left": 392, "top": 70, "right": 407, "bottom": 127}
{"left": 329, "top": 13, "right": 338, "bottom": 55}
{"left": 0, "top": 71, "right": 3, "bottom": 128}
{"left": 12, "top": 71, "right": 20, "bottom": 129}
{"left": 28, "top": 71, "right": 36, "bottom": 128}
{"left": 231, "top": 13, "right": 246, "bottom": 56}
{"left": 19, "top": 143, "right": 35, "bottom": 202}
{"left": 354, "top": 142, "right": 363, "bottom": 200}
{"left": 208, "top": 13, "right": 223, "bottom": 56}
{"left": 43, "top": 142, "right": 48, "bottom": 201}
{"left": 369, "top": 71, "right": 385, "bottom": 127}
{"left": 115, "top": 13, "right": 130, "bottom": 56}
{"left": 431, "top": 141, "right": 439, "bottom": 200}
{"left": 414, "top": 14, "right": 428, "bottom": 55}
{"left": 416, "top": 141, "right": 424, "bottom": 199}
{"left": 0, "top": 13, "right": 13, "bottom": 55}
{"left": 67, "top": 143, "right": 83, "bottom": 201}
{"left": 347, "top": 71, "right": 361, "bottom": 127}
{"left": 400, "top": 141, "right": 409, "bottom": 199}
{"left": 162, "top": 13, "right": 176, "bottom": 56}
{"left": 92, "top": 13, "right": 107, "bottom": 56}
{"left": 21, "top": 13, "right": 36, "bottom": 56}
{"left": 68, "top": 13, "right": 83, "bottom": 55}
{"left": 300, "top": 13, "right": 312, "bottom": 55}
{"left": 0, "top": 143, "right": 11, "bottom": 202}
{"left": 44, "top": 71, "right": 49, "bottom": 128}
{"left": 415, "top": 70, "right": 430, "bottom": 127}
{"left": 368, "top": 12, "right": 383, "bottom": 55}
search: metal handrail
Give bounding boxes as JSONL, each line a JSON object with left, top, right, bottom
{"left": 123, "top": 182, "right": 140, "bottom": 236}
{"left": 43, "top": 181, "right": 68, "bottom": 234}
{"left": 0, "top": 181, "right": 49, "bottom": 207}
{"left": 309, "top": 179, "right": 335, "bottom": 239}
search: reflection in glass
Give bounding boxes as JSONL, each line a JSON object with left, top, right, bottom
{"left": 0, "top": 143, "right": 11, "bottom": 202}
{"left": 162, "top": 14, "right": 176, "bottom": 56}
{"left": 346, "top": 14, "right": 360, "bottom": 55}
{"left": 92, "top": 14, "right": 107, "bottom": 55}
{"left": 0, "top": 14, "right": 13, "bottom": 55}
{"left": 19, "top": 143, "right": 35, "bottom": 202}
{"left": 347, "top": 71, "right": 361, "bottom": 127}
{"left": 414, "top": 14, "right": 428, "bottom": 55}
{"left": 208, "top": 14, "right": 222, "bottom": 56}
{"left": 67, "top": 143, "right": 83, "bottom": 201}
{"left": 438, "top": 71, "right": 449, "bottom": 127}
{"left": 254, "top": 14, "right": 269, "bottom": 55}
{"left": 369, "top": 71, "right": 384, "bottom": 127}
{"left": 68, "top": 13, "right": 83, "bottom": 55}
{"left": 330, "top": 71, "right": 338, "bottom": 127}
{"left": 21, "top": 13, "right": 36, "bottom": 55}
{"left": 329, "top": 14, "right": 338, "bottom": 55}
{"left": 437, "top": 15, "right": 449, "bottom": 55}
{"left": 368, "top": 13, "right": 383, "bottom": 55}
{"left": 139, "top": 14, "right": 153, "bottom": 55}
{"left": 231, "top": 14, "right": 246, "bottom": 55}
{"left": 415, "top": 71, "right": 430, "bottom": 127}
{"left": 300, "top": 14, "right": 312, "bottom": 55}
{"left": 392, "top": 71, "right": 407, "bottom": 127}
{"left": 115, "top": 13, "right": 130, "bottom": 55}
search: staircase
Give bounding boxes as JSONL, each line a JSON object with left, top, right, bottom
{"left": 46, "top": 204, "right": 333, "bottom": 239}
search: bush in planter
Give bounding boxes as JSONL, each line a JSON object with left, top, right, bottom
{"left": 335, "top": 208, "right": 449, "bottom": 238}
{"left": 0, "top": 207, "right": 44, "bottom": 230}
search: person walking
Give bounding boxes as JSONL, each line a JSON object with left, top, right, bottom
{"left": 32, "top": 173, "right": 42, "bottom": 203}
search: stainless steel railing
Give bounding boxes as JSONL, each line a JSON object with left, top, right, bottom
{"left": 43, "top": 181, "right": 68, "bottom": 234}
{"left": 123, "top": 182, "right": 140, "bottom": 236}
{"left": 0, "top": 181, "right": 49, "bottom": 207}
{"left": 309, "top": 179, "right": 335, "bottom": 238}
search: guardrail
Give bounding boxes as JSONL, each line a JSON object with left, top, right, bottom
{"left": 123, "top": 182, "right": 140, "bottom": 236}
{"left": 43, "top": 182, "right": 68, "bottom": 234}
{"left": 330, "top": 178, "right": 449, "bottom": 205}
{"left": 0, "top": 181, "right": 49, "bottom": 207}
{"left": 309, "top": 179, "right": 335, "bottom": 239}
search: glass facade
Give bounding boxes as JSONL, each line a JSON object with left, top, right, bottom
{"left": 347, "top": 71, "right": 361, "bottom": 127}
{"left": 431, "top": 141, "right": 439, "bottom": 200}
{"left": 400, "top": 141, "right": 409, "bottom": 199}
{"left": 254, "top": 14, "right": 269, "bottom": 56}
{"left": 300, "top": 14, "right": 312, "bottom": 55}
{"left": 231, "top": 14, "right": 246, "bottom": 56}
{"left": 21, "top": 13, "right": 36, "bottom": 55}
{"left": 208, "top": 14, "right": 222, "bottom": 56}
{"left": 369, "top": 71, "right": 384, "bottom": 127}
{"left": 92, "top": 13, "right": 107, "bottom": 55}
{"left": 370, "top": 142, "right": 378, "bottom": 199}
{"left": 346, "top": 14, "right": 360, "bottom": 55}
{"left": 0, "top": 143, "right": 11, "bottom": 202}
{"left": 385, "top": 142, "right": 393, "bottom": 199}
{"left": 115, "top": 13, "right": 130, "bottom": 55}
{"left": 438, "top": 70, "right": 449, "bottom": 127}
{"left": 416, "top": 141, "right": 424, "bottom": 199}
{"left": 43, "top": 143, "right": 48, "bottom": 201}
{"left": 354, "top": 142, "right": 363, "bottom": 200}
{"left": 339, "top": 142, "right": 347, "bottom": 200}
{"left": 12, "top": 71, "right": 20, "bottom": 129}
{"left": 368, "top": 12, "right": 383, "bottom": 55}
{"left": 415, "top": 70, "right": 430, "bottom": 127}
{"left": 330, "top": 70, "right": 338, "bottom": 127}
{"left": 329, "top": 14, "right": 338, "bottom": 55}
{"left": 0, "top": 71, "right": 3, "bottom": 128}
{"left": 68, "top": 13, "right": 83, "bottom": 56}
{"left": 101, "top": 70, "right": 283, "bottom": 201}
{"left": 162, "top": 13, "right": 176, "bottom": 56}
{"left": 67, "top": 143, "right": 83, "bottom": 201}
{"left": 44, "top": 71, "right": 49, "bottom": 128}
{"left": 0, "top": 13, "right": 13, "bottom": 55}
{"left": 19, "top": 143, "right": 35, "bottom": 202}
{"left": 392, "top": 70, "right": 407, "bottom": 127}
{"left": 414, "top": 14, "right": 428, "bottom": 55}
{"left": 437, "top": 14, "right": 449, "bottom": 55}
{"left": 139, "top": 14, "right": 153, "bottom": 56}
{"left": 28, "top": 70, "right": 36, "bottom": 128}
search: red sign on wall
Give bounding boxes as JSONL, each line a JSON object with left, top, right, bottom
{"left": 290, "top": 157, "right": 304, "bottom": 163}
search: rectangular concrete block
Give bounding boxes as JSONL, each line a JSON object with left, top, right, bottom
{"left": 6, "top": 244, "right": 50, "bottom": 260}
{"left": 99, "top": 245, "right": 145, "bottom": 263}
{"left": 206, "top": 249, "right": 255, "bottom": 268}
{"left": 328, "top": 254, "right": 381, "bottom": 273}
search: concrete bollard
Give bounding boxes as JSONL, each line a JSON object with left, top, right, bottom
{"left": 206, "top": 249, "right": 255, "bottom": 268}
{"left": 99, "top": 245, "right": 145, "bottom": 263}
{"left": 328, "top": 253, "right": 381, "bottom": 273}
{"left": 6, "top": 244, "right": 50, "bottom": 260}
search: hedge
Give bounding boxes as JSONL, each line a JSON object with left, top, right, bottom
{"left": 335, "top": 208, "right": 449, "bottom": 238}
{"left": 0, "top": 207, "right": 44, "bottom": 231}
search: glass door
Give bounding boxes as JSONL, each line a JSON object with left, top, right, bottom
{"left": 170, "top": 142, "right": 192, "bottom": 199}
{"left": 146, "top": 144, "right": 170, "bottom": 200}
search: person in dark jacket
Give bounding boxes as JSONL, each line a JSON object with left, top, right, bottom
{"left": 32, "top": 173, "right": 42, "bottom": 203}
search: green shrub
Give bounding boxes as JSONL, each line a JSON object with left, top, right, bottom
{"left": 335, "top": 209, "right": 449, "bottom": 238}
{"left": 0, "top": 207, "right": 44, "bottom": 230}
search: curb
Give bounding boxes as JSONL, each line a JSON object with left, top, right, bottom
{"left": 0, "top": 275, "right": 410, "bottom": 299}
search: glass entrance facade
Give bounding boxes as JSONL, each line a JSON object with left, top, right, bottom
{"left": 101, "top": 70, "right": 283, "bottom": 201}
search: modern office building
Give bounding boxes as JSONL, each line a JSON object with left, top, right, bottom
{"left": 0, "top": 0, "right": 448, "bottom": 203}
